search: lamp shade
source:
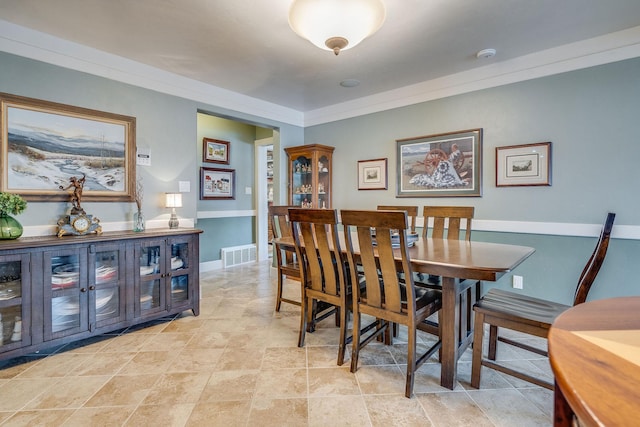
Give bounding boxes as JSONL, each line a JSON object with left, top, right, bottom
{"left": 165, "top": 193, "right": 182, "bottom": 208}
{"left": 289, "top": 0, "right": 386, "bottom": 55}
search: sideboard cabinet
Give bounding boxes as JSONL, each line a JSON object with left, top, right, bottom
{"left": 285, "top": 144, "right": 334, "bottom": 209}
{"left": 0, "top": 228, "right": 201, "bottom": 362}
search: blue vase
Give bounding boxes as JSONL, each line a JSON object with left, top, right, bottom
{"left": 0, "top": 214, "right": 23, "bottom": 239}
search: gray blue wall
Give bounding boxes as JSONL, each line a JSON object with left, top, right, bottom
{"left": 304, "top": 58, "right": 640, "bottom": 303}
{"left": 196, "top": 113, "right": 266, "bottom": 259}
{"left": 2, "top": 50, "right": 639, "bottom": 305}
{"left": 0, "top": 51, "right": 303, "bottom": 263}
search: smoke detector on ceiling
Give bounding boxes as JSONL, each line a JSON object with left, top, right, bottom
{"left": 476, "top": 48, "right": 497, "bottom": 59}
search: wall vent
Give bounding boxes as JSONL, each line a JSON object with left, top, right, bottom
{"left": 221, "top": 244, "right": 257, "bottom": 268}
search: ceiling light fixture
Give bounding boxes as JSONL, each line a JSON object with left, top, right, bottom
{"left": 288, "top": 0, "right": 386, "bottom": 56}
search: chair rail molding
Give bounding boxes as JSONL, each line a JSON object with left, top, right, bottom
{"left": 414, "top": 218, "right": 638, "bottom": 240}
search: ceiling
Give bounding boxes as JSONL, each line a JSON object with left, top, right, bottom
{"left": 1, "top": 0, "right": 640, "bottom": 119}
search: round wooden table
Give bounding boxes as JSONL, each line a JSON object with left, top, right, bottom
{"left": 548, "top": 296, "right": 640, "bottom": 426}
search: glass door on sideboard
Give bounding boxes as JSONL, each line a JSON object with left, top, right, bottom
{"left": 90, "top": 243, "right": 126, "bottom": 330}
{"left": 137, "top": 239, "right": 167, "bottom": 318}
{"left": 0, "top": 254, "right": 30, "bottom": 352}
{"left": 45, "top": 248, "right": 87, "bottom": 339}
{"left": 168, "top": 238, "right": 191, "bottom": 308}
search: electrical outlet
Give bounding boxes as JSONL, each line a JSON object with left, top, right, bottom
{"left": 512, "top": 275, "right": 524, "bottom": 289}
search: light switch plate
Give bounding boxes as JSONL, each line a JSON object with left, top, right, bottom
{"left": 512, "top": 275, "right": 524, "bottom": 289}
{"left": 179, "top": 181, "right": 190, "bottom": 192}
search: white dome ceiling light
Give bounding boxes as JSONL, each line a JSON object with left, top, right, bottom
{"left": 288, "top": 0, "right": 386, "bottom": 56}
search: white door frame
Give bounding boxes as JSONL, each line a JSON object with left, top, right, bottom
{"left": 254, "top": 137, "right": 273, "bottom": 262}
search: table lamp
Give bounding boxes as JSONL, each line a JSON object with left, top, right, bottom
{"left": 165, "top": 193, "right": 182, "bottom": 229}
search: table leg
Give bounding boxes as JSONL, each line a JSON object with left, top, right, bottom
{"left": 553, "top": 381, "right": 574, "bottom": 426}
{"left": 440, "top": 276, "right": 459, "bottom": 389}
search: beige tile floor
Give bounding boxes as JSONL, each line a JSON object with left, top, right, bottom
{"left": 0, "top": 260, "right": 554, "bottom": 426}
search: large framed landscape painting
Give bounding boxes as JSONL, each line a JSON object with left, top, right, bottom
{"left": 396, "top": 128, "right": 482, "bottom": 197}
{"left": 0, "top": 93, "right": 136, "bottom": 202}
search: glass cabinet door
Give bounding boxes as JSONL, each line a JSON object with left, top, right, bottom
{"left": 317, "top": 154, "right": 330, "bottom": 209}
{"left": 291, "top": 154, "right": 313, "bottom": 208}
{"left": 45, "top": 248, "right": 87, "bottom": 339}
{"left": 169, "top": 238, "right": 191, "bottom": 309}
{"left": 137, "top": 240, "right": 167, "bottom": 317}
{"left": 90, "top": 244, "right": 126, "bottom": 330}
{"left": 0, "top": 254, "right": 30, "bottom": 352}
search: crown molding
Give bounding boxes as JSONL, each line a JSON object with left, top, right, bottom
{"left": 1, "top": 19, "right": 639, "bottom": 128}
{"left": 0, "top": 19, "right": 304, "bottom": 127}
{"left": 303, "top": 26, "right": 640, "bottom": 126}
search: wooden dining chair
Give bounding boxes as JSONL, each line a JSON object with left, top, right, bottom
{"left": 288, "top": 208, "right": 352, "bottom": 365}
{"left": 422, "top": 206, "right": 474, "bottom": 241}
{"left": 420, "top": 205, "right": 475, "bottom": 288}
{"left": 341, "top": 209, "right": 442, "bottom": 398}
{"left": 269, "top": 205, "right": 301, "bottom": 312}
{"left": 419, "top": 206, "right": 478, "bottom": 335}
{"left": 376, "top": 205, "right": 420, "bottom": 337}
{"left": 471, "top": 212, "right": 616, "bottom": 390}
{"left": 377, "top": 205, "right": 418, "bottom": 233}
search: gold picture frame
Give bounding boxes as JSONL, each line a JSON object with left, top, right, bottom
{"left": 0, "top": 92, "right": 136, "bottom": 202}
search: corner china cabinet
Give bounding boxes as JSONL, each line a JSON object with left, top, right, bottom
{"left": 0, "top": 228, "right": 200, "bottom": 362}
{"left": 285, "top": 144, "right": 334, "bottom": 209}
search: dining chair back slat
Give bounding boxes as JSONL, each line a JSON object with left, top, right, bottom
{"left": 355, "top": 225, "right": 382, "bottom": 307}
{"left": 573, "top": 213, "right": 615, "bottom": 304}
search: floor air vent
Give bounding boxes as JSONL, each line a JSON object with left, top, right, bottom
{"left": 221, "top": 244, "right": 257, "bottom": 268}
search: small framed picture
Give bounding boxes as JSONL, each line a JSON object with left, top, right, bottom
{"left": 200, "top": 167, "right": 235, "bottom": 200}
{"left": 496, "top": 142, "right": 552, "bottom": 187}
{"left": 203, "top": 137, "right": 230, "bottom": 164}
{"left": 358, "top": 158, "right": 388, "bottom": 190}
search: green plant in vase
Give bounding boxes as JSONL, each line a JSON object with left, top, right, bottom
{"left": 0, "top": 192, "right": 27, "bottom": 239}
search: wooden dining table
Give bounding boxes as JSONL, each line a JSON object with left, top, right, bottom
{"left": 275, "top": 234, "right": 535, "bottom": 389}
{"left": 548, "top": 296, "right": 640, "bottom": 426}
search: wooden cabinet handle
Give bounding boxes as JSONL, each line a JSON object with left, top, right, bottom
{"left": 80, "top": 287, "right": 87, "bottom": 293}
{"left": 89, "top": 285, "right": 95, "bottom": 291}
